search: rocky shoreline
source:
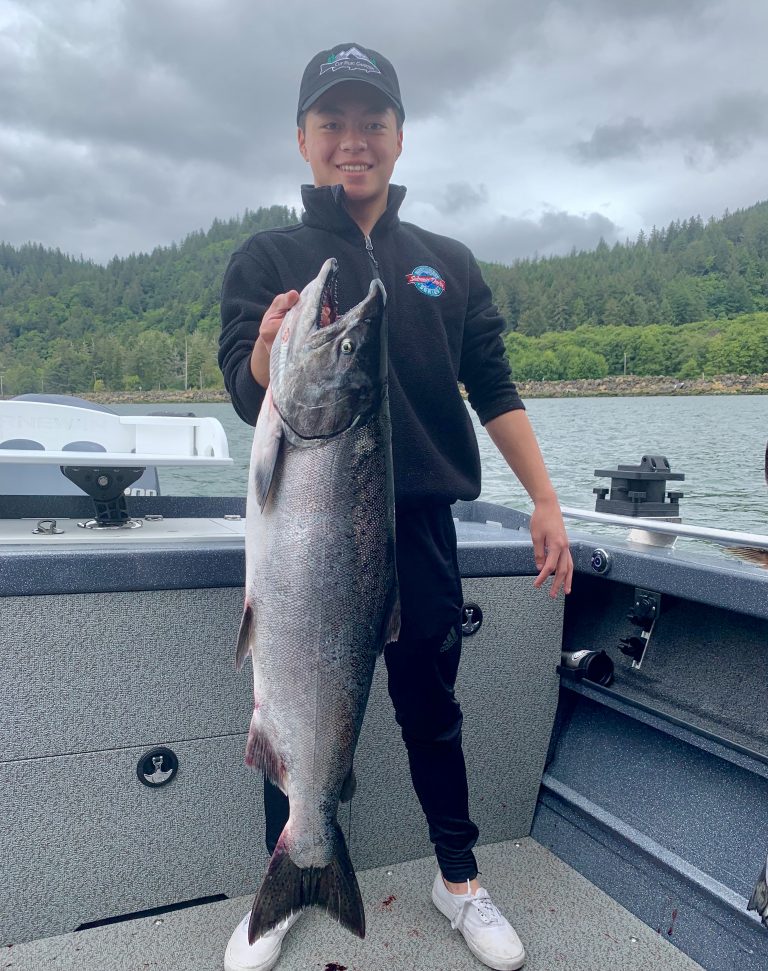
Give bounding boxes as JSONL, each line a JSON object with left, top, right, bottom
{"left": 80, "top": 389, "right": 233, "bottom": 405}
{"left": 514, "top": 372, "right": 768, "bottom": 398}
{"left": 75, "top": 372, "right": 768, "bottom": 404}
{"left": 8, "top": 372, "right": 766, "bottom": 406}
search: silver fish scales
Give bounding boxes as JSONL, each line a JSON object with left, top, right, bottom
{"left": 236, "top": 258, "right": 399, "bottom": 943}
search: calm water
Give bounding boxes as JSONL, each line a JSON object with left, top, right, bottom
{"left": 114, "top": 396, "right": 767, "bottom": 536}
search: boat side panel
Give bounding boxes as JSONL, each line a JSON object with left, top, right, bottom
{"left": 562, "top": 572, "right": 768, "bottom": 757}
{"left": 1, "top": 571, "right": 563, "bottom": 945}
{"left": 1, "top": 588, "right": 250, "bottom": 761}
{"left": 539, "top": 565, "right": 768, "bottom": 970}
{"left": 544, "top": 696, "right": 768, "bottom": 899}
{"left": 0, "top": 737, "right": 264, "bottom": 947}
{"left": 351, "top": 575, "right": 563, "bottom": 870}
{"left": 534, "top": 786, "right": 767, "bottom": 971}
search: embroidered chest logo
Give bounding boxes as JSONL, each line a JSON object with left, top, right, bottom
{"left": 406, "top": 265, "right": 446, "bottom": 298}
{"left": 320, "top": 47, "right": 381, "bottom": 76}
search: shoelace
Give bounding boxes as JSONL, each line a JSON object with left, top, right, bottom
{"left": 241, "top": 913, "right": 295, "bottom": 937}
{"left": 451, "top": 890, "right": 505, "bottom": 930}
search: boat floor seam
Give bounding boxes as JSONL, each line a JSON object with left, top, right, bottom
{"left": 3, "top": 730, "right": 251, "bottom": 763}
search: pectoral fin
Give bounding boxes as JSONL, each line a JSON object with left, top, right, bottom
{"left": 253, "top": 386, "right": 283, "bottom": 510}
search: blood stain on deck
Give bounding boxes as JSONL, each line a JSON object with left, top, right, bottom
{"left": 668, "top": 908, "right": 679, "bottom": 936}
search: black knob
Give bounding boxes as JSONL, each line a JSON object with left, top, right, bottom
{"left": 627, "top": 595, "right": 657, "bottom": 629}
{"left": 619, "top": 635, "right": 645, "bottom": 662}
{"left": 590, "top": 548, "right": 611, "bottom": 575}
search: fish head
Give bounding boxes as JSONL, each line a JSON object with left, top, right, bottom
{"left": 271, "top": 259, "right": 387, "bottom": 440}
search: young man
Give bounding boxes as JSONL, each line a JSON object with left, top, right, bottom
{"left": 219, "top": 42, "right": 573, "bottom": 971}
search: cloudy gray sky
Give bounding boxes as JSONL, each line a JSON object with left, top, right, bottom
{"left": 1, "top": 0, "right": 767, "bottom": 264}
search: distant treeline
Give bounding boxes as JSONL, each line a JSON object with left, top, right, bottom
{"left": 505, "top": 313, "right": 768, "bottom": 381}
{"left": 1, "top": 199, "right": 768, "bottom": 395}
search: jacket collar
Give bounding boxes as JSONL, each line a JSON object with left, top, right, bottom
{"left": 300, "top": 183, "right": 407, "bottom": 239}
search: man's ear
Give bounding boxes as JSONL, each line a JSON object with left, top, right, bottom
{"left": 396, "top": 128, "right": 403, "bottom": 159}
{"left": 297, "top": 127, "right": 308, "bottom": 161}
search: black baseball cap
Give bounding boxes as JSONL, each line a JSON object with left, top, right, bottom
{"left": 297, "top": 43, "right": 404, "bottom": 125}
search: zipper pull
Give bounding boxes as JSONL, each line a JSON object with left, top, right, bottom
{"left": 364, "top": 234, "right": 380, "bottom": 277}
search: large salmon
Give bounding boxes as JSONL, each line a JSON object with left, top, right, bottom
{"left": 237, "top": 258, "right": 399, "bottom": 943}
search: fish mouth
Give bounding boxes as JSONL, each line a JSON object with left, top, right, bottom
{"left": 316, "top": 263, "right": 339, "bottom": 329}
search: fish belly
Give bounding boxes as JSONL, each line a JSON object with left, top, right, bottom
{"left": 247, "top": 417, "right": 396, "bottom": 866}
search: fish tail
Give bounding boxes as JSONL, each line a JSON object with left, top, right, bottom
{"left": 248, "top": 823, "right": 364, "bottom": 943}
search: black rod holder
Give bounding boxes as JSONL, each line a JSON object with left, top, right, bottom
{"left": 593, "top": 455, "right": 685, "bottom": 518}
{"left": 60, "top": 466, "right": 145, "bottom": 526}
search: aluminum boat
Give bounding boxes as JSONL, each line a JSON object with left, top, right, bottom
{"left": 1, "top": 398, "right": 766, "bottom": 971}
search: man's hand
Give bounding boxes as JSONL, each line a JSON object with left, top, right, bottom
{"left": 529, "top": 496, "right": 573, "bottom": 598}
{"left": 250, "top": 290, "right": 300, "bottom": 387}
{"left": 484, "top": 410, "right": 573, "bottom": 598}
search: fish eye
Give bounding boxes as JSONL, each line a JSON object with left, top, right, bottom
{"left": 341, "top": 338, "right": 354, "bottom": 354}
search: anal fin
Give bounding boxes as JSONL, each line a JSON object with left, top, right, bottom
{"left": 235, "top": 602, "right": 254, "bottom": 672}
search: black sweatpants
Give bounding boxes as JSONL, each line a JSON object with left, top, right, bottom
{"left": 263, "top": 505, "right": 480, "bottom": 883}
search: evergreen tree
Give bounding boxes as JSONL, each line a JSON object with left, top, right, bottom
{"left": 2, "top": 201, "right": 768, "bottom": 392}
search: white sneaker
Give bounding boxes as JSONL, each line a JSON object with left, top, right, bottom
{"left": 224, "top": 910, "right": 302, "bottom": 971}
{"left": 432, "top": 873, "right": 526, "bottom": 970}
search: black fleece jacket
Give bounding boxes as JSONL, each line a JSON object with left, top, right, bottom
{"left": 219, "top": 183, "right": 524, "bottom": 510}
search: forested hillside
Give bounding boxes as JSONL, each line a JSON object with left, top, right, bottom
{"left": 484, "top": 201, "right": 768, "bottom": 331}
{"left": 1, "top": 200, "right": 767, "bottom": 395}
{"left": 0, "top": 206, "right": 295, "bottom": 395}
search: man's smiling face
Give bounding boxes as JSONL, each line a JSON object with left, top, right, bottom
{"left": 298, "top": 82, "right": 403, "bottom": 214}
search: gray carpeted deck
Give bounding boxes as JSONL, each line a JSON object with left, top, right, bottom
{"left": 2, "top": 838, "right": 702, "bottom": 971}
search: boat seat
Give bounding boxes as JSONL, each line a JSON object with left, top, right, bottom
{"left": 0, "top": 397, "right": 230, "bottom": 503}
{"left": 0, "top": 439, "right": 45, "bottom": 449}
{"left": 0, "top": 436, "right": 162, "bottom": 497}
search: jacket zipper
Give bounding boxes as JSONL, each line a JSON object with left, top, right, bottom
{"left": 364, "top": 234, "right": 380, "bottom": 280}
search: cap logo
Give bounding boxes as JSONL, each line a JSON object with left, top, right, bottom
{"left": 406, "top": 265, "right": 445, "bottom": 298}
{"left": 321, "top": 47, "right": 381, "bottom": 76}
